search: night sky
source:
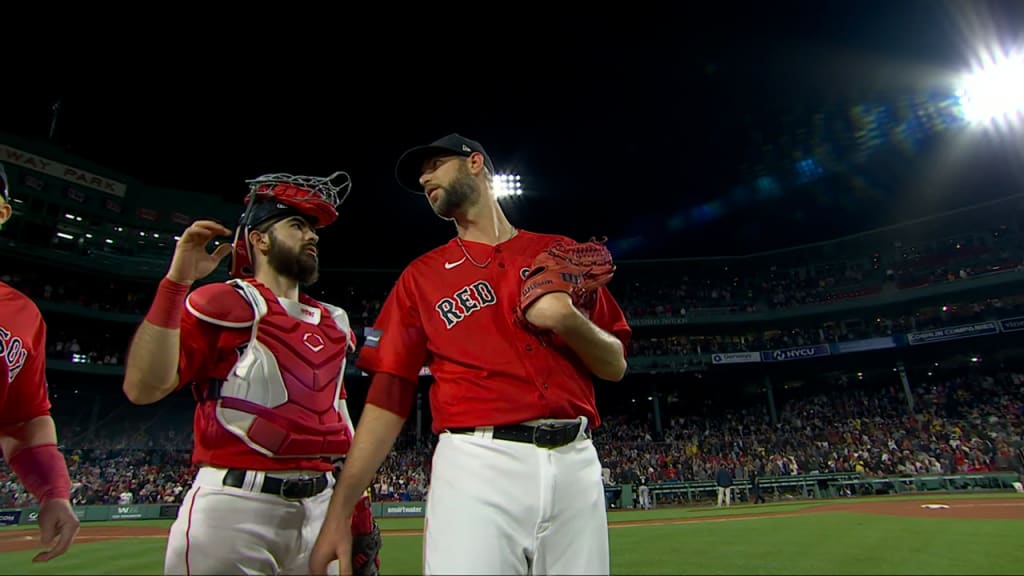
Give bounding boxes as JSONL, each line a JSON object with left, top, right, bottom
{"left": 2, "top": 0, "right": 1022, "bottom": 268}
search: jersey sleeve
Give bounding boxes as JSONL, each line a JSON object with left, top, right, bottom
{"left": 355, "top": 268, "right": 428, "bottom": 381}
{"left": 590, "top": 285, "right": 632, "bottom": 356}
{"left": 3, "top": 312, "right": 52, "bottom": 425}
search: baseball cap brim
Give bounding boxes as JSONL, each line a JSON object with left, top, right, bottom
{"left": 395, "top": 145, "right": 472, "bottom": 194}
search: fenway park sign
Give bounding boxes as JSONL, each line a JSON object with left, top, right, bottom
{"left": 0, "top": 144, "right": 127, "bottom": 197}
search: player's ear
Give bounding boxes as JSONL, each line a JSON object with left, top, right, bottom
{"left": 248, "top": 227, "right": 270, "bottom": 253}
{"left": 468, "top": 152, "right": 486, "bottom": 176}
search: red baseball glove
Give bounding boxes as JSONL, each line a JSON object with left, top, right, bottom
{"left": 515, "top": 237, "right": 615, "bottom": 326}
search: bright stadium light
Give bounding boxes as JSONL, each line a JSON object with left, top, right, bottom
{"left": 956, "top": 50, "right": 1024, "bottom": 126}
{"left": 493, "top": 172, "right": 523, "bottom": 198}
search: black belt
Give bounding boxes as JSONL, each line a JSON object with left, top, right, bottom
{"left": 222, "top": 469, "right": 330, "bottom": 500}
{"left": 449, "top": 421, "right": 590, "bottom": 449}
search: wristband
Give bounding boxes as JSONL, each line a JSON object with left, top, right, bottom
{"left": 145, "top": 277, "right": 191, "bottom": 329}
{"left": 8, "top": 443, "right": 72, "bottom": 504}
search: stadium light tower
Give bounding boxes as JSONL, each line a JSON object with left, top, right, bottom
{"left": 492, "top": 172, "right": 523, "bottom": 199}
{"left": 956, "top": 49, "right": 1024, "bottom": 127}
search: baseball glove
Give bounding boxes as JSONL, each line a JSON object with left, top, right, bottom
{"left": 350, "top": 495, "right": 381, "bottom": 576}
{"left": 515, "top": 237, "right": 615, "bottom": 326}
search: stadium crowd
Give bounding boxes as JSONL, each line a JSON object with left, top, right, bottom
{"left": 7, "top": 219, "right": 1024, "bottom": 330}
{"left": 1, "top": 368, "right": 1021, "bottom": 508}
{"left": 596, "top": 372, "right": 1024, "bottom": 488}
{"left": 31, "top": 285, "right": 1024, "bottom": 367}
{"left": 2, "top": 220, "right": 1023, "bottom": 510}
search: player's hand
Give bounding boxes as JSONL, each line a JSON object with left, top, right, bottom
{"left": 32, "top": 498, "right": 79, "bottom": 563}
{"left": 524, "top": 292, "right": 578, "bottom": 332}
{"left": 167, "top": 220, "right": 234, "bottom": 285}
{"left": 309, "top": 508, "right": 354, "bottom": 576}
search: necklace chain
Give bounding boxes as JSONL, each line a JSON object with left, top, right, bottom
{"left": 456, "top": 228, "right": 518, "bottom": 268}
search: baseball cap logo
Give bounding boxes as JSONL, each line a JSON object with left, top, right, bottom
{"left": 461, "top": 144, "right": 471, "bottom": 152}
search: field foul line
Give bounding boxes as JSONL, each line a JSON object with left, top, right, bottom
{"left": 951, "top": 503, "right": 1024, "bottom": 508}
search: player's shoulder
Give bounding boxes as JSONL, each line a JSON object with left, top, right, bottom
{"left": 399, "top": 241, "right": 460, "bottom": 281}
{"left": 0, "top": 281, "right": 42, "bottom": 322}
{"left": 511, "top": 230, "right": 576, "bottom": 254}
{"left": 407, "top": 241, "right": 456, "bottom": 269}
{"left": 185, "top": 281, "right": 254, "bottom": 328}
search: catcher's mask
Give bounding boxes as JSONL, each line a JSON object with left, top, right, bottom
{"left": 229, "top": 171, "right": 352, "bottom": 279}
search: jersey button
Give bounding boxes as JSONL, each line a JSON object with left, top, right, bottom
{"left": 525, "top": 344, "right": 533, "bottom": 352}
{"left": 498, "top": 262, "right": 506, "bottom": 268}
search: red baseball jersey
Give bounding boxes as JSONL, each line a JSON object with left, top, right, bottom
{"left": 0, "top": 282, "right": 51, "bottom": 428}
{"left": 357, "top": 230, "right": 632, "bottom": 433}
{"left": 175, "top": 280, "right": 355, "bottom": 472}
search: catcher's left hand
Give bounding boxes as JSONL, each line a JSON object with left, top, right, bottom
{"left": 515, "top": 237, "right": 615, "bottom": 329}
{"left": 350, "top": 495, "right": 381, "bottom": 576}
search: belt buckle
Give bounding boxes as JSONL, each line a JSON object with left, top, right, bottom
{"left": 533, "top": 423, "right": 568, "bottom": 449}
{"left": 279, "top": 477, "right": 313, "bottom": 501}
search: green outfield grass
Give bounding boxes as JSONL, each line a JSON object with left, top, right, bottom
{"left": 1, "top": 493, "right": 1020, "bottom": 574}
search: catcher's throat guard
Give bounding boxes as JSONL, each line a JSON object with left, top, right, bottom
{"left": 230, "top": 171, "right": 352, "bottom": 279}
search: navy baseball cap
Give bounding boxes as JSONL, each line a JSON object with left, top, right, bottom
{"left": 0, "top": 162, "right": 8, "bottom": 202}
{"left": 395, "top": 133, "right": 495, "bottom": 193}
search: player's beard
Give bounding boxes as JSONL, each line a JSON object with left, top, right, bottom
{"left": 432, "top": 160, "right": 479, "bottom": 220}
{"left": 266, "top": 229, "right": 320, "bottom": 287}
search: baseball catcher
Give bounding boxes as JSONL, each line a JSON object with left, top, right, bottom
{"left": 123, "top": 169, "right": 380, "bottom": 575}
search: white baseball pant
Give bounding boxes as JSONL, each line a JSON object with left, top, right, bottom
{"left": 163, "top": 466, "right": 337, "bottom": 575}
{"left": 423, "top": 418, "right": 609, "bottom": 575}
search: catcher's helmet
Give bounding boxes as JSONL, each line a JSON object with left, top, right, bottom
{"left": 229, "top": 171, "right": 351, "bottom": 279}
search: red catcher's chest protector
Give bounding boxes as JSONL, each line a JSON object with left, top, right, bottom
{"left": 215, "top": 279, "right": 355, "bottom": 459}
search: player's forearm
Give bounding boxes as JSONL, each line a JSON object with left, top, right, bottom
{"left": 0, "top": 415, "right": 58, "bottom": 460}
{"left": 123, "top": 322, "right": 182, "bottom": 404}
{"left": 0, "top": 416, "right": 71, "bottom": 504}
{"left": 123, "top": 277, "right": 190, "bottom": 404}
{"left": 553, "top": 309, "right": 628, "bottom": 381}
{"left": 329, "top": 404, "right": 407, "bottom": 516}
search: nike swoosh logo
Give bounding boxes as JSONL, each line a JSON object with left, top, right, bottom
{"left": 444, "top": 258, "right": 466, "bottom": 270}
